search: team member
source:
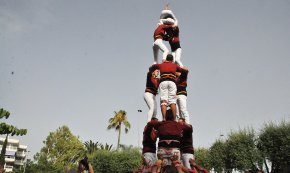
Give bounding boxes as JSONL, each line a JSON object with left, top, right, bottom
{"left": 158, "top": 6, "right": 183, "bottom": 67}
{"left": 179, "top": 118, "right": 194, "bottom": 169}
{"left": 168, "top": 26, "right": 183, "bottom": 67}
{"left": 176, "top": 67, "right": 190, "bottom": 124}
{"left": 148, "top": 109, "right": 183, "bottom": 166}
{"left": 152, "top": 54, "right": 183, "bottom": 121}
{"left": 142, "top": 117, "right": 159, "bottom": 167}
{"left": 144, "top": 66, "right": 159, "bottom": 122}
{"left": 152, "top": 20, "right": 174, "bottom": 64}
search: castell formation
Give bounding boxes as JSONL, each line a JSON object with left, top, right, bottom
{"left": 135, "top": 5, "right": 209, "bottom": 173}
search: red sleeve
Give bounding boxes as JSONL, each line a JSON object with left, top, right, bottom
{"left": 151, "top": 64, "right": 159, "bottom": 69}
{"left": 176, "top": 65, "right": 182, "bottom": 72}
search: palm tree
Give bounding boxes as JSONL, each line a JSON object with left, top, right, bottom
{"left": 99, "top": 143, "right": 113, "bottom": 151}
{"left": 107, "top": 110, "right": 131, "bottom": 150}
{"left": 0, "top": 108, "right": 27, "bottom": 171}
{"left": 84, "top": 140, "right": 99, "bottom": 155}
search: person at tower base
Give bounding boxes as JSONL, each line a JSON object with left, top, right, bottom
{"left": 142, "top": 117, "right": 159, "bottom": 167}
{"left": 148, "top": 109, "right": 183, "bottom": 166}
{"left": 144, "top": 66, "right": 159, "bottom": 122}
{"left": 178, "top": 118, "right": 194, "bottom": 169}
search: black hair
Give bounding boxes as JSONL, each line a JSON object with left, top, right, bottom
{"left": 178, "top": 117, "right": 185, "bottom": 122}
{"left": 162, "top": 165, "right": 178, "bottom": 173}
{"left": 79, "top": 156, "right": 89, "bottom": 170}
{"left": 149, "top": 65, "right": 158, "bottom": 72}
{"left": 151, "top": 117, "right": 159, "bottom": 121}
{"left": 166, "top": 109, "right": 174, "bottom": 121}
{"left": 162, "top": 14, "right": 174, "bottom": 20}
{"left": 166, "top": 54, "right": 174, "bottom": 62}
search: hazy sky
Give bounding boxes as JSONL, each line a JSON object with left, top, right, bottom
{"left": 1, "top": 0, "right": 290, "bottom": 159}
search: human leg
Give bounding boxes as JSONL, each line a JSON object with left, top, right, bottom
{"left": 177, "top": 95, "right": 190, "bottom": 124}
{"left": 144, "top": 92, "right": 157, "bottom": 122}
{"left": 159, "top": 81, "right": 169, "bottom": 121}
{"left": 169, "top": 103, "right": 177, "bottom": 121}
{"left": 176, "top": 95, "right": 181, "bottom": 119}
{"left": 167, "top": 81, "right": 177, "bottom": 120}
{"left": 181, "top": 153, "right": 194, "bottom": 169}
{"left": 143, "top": 152, "right": 157, "bottom": 167}
{"left": 153, "top": 39, "right": 169, "bottom": 63}
{"left": 174, "top": 48, "right": 183, "bottom": 67}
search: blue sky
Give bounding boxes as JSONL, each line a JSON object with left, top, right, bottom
{"left": 1, "top": 0, "right": 290, "bottom": 159}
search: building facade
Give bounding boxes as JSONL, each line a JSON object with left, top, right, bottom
{"left": 0, "top": 137, "right": 27, "bottom": 172}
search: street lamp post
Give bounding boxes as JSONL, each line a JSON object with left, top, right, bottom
{"left": 137, "top": 110, "right": 142, "bottom": 148}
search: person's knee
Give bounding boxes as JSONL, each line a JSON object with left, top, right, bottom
{"left": 161, "top": 100, "right": 168, "bottom": 106}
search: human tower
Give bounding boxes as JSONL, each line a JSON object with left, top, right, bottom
{"left": 137, "top": 5, "right": 209, "bottom": 173}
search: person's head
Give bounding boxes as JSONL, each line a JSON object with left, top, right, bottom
{"left": 165, "top": 54, "right": 174, "bottom": 62}
{"left": 78, "top": 157, "right": 89, "bottom": 171}
{"left": 165, "top": 109, "right": 174, "bottom": 121}
{"left": 152, "top": 69, "right": 159, "bottom": 78}
{"left": 161, "top": 165, "right": 178, "bottom": 173}
{"left": 163, "top": 18, "right": 175, "bottom": 25}
{"left": 178, "top": 118, "right": 185, "bottom": 124}
{"left": 151, "top": 117, "right": 159, "bottom": 121}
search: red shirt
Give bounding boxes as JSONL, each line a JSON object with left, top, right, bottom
{"left": 152, "top": 61, "right": 182, "bottom": 83}
{"left": 167, "top": 26, "right": 180, "bottom": 44}
{"left": 149, "top": 120, "right": 183, "bottom": 148}
{"left": 145, "top": 71, "right": 159, "bottom": 95}
{"left": 153, "top": 24, "right": 173, "bottom": 41}
{"left": 179, "top": 123, "right": 194, "bottom": 154}
{"left": 142, "top": 120, "right": 159, "bottom": 154}
{"left": 177, "top": 69, "right": 188, "bottom": 96}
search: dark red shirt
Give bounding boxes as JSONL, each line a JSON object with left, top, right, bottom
{"left": 152, "top": 61, "right": 182, "bottom": 83}
{"left": 153, "top": 24, "right": 173, "bottom": 41}
{"left": 142, "top": 120, "right": 159, "bottom": 154}
{"left": 180, "top": 123, "right": 194, "bottom": 154}
{"left": 167, "top": 26, "right": 180, "bottom": 44}
{"left": 177, "top": 69, "right": 188, "bottom": 96}
{"left": 150, "top": 120, "right": 183, "bottom": 148}
{"left": 145, "top": 71, "right": 159, "bottom": 95}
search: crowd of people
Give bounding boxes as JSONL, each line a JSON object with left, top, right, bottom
{"left": 140, "top": 5, "right": 209, "bottom": 173}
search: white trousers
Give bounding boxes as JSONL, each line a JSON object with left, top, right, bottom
{"left": 181, "top": 153, "right": 194, "bottom": 169}
{"left": 143, "top": 152, "right": 157, "bottom": 167}
{"left": 153, "top": 39, "right": 169, "bottom": 64}
{"left": 144, "top": 92, "right": 157, "bottom": 122}
{"left": 159, "top": 81, "right": 177, "bottom": 105}
{"left": 172, "top": 48, "right": 183, "bottom": 67}
{"left": 176, "top": 95, "right": 190, "bottom": 123}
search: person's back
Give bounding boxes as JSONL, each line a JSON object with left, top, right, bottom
{"left": 158, "top": 120, "right": 182, "bottom": 148}
{"left": 156, "top": 61, "right": 181, "bottom": 83}
{"left": 156, "top": 109, "right": 183, "bottom": 166}
{"left": 142, "top": 118, "right": 160, "bottom": 166}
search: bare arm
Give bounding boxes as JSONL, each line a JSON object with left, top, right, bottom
{"left": 88, "top": 164, "right": 94, "bottom": 173}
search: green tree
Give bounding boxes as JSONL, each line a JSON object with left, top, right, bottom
{"left": 33, "top": 125, "right": 85, "bottom": 172}
{"left": 91, "top": 147, "right": 141, "bottom": 173}
{"left": 0, "top": 108, "right": 27, "bottom": 171}
{"left": 209, "top": 139, "right": 227, "bottom": 173}
{"left": 225, "top": 128, "right": 263, "bottom": 172}
{"left": 194, "top": 147, "right": 211, "bottom": 170}
{"left": 258, "top": 121, "right": 290, "bottom": 173}
{"left": 107, "top": 110, "right": 131, "bottom": 149}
